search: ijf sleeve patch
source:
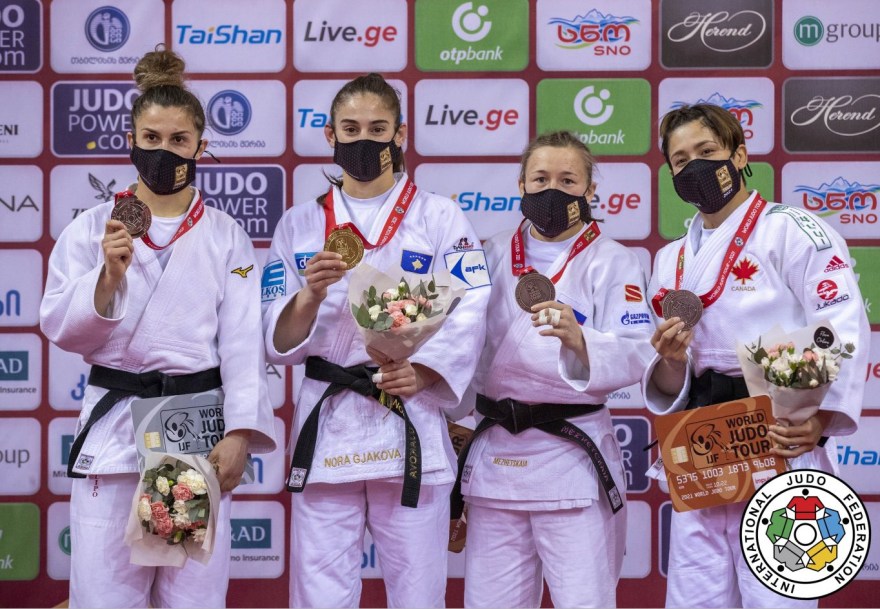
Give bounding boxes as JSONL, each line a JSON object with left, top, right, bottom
{"left": 768, "top": 205, "right": 832, "bottom": 251}
{"left": 444, "top": 249, "right": 491, "bottom": 290}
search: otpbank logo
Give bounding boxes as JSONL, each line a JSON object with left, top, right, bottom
{"left": 537, "top": 79, "right": 650, "bottom": 156}
{"left": 536, "top": 0, "right": 651, "bottom": 71}
{"left": 658, "top": 77, "right": 774, "bottom": 154}
{"left": 781, "top": 162, "right": 880, "bottom": 240}
{"left": 415, "top": 0, "right": 528, "bottom": 71}
{"left": 293, "top": 0, "right": 407, "bottom": 72}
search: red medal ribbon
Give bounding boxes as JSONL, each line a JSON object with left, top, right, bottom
{"left": 323, "top": 178, "right": 418, "bottom": 248}
{"left": 650, "top": 194, "right": 767, "bottom": 316}
{"left": 113, "top": 189, "right": 205, "bottom": 251}
{"left": 510, "top": 220, "right": 602, "bottom": 284}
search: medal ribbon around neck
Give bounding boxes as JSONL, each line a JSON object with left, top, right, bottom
{"left": 114, "top": 189, "right": 205, "bottom": 251}
{"left": 510, "top": 219, "right": 601, "bottom": 283}
{"left": 650, "top": 194, "right": 767, "bottom": 316}
{"left": 322, "top": 178, "right": 418, "bottom": 247}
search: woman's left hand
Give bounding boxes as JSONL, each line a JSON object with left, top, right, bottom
{"left": 370, "top": 354, "right": 440, "bottom": 399}
{"left": 531, "top": 300, "right": 587, "bottom": 357}
{"left": 207, "top": 430, "right": 250, "bottom": 492}
{"left": 768, "top": 413, "right": 830, "bottom": 458}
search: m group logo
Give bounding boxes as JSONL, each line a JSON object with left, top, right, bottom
{"left": 660, "top": 0, "right": 772, "bottom": 68}
{"left": 740, "top": 470, "right": 870, "bottom": 599}
{"left": 659, "top": 77, "right": 774, "bottom": 154}
{"left": 172, "top": 0, "right": 285, "bottom": 72}
{"left": 784, "top": 77, "right": 880, "bottom": 153}
{"left": 416, "top": 0, "right": 528, "bottom": 71}
{"left": 537, "top": 79, "right": 650, "bottom": 155}
{"left": 0, "top": 0, "right": 42, "bottom": 73}
{"left": 415, "top": 79, "right": 528, "bottom": 156}
{"left": 50, "top": 0, "right": 163, "bottom": 74}
{"left": 0, "top": 418, "right": 40, "bottom": 496}
{"left": 783, "top": 1, "right": 880, "bottom": 69}
{"left": 293, "top": 0, "right": 407, "bottom": 72}
{"left": 782, "top": 162, "right": 880, "bottom": 239}
{"left": 536, "top": 1, "right": 651, "bottom": 71}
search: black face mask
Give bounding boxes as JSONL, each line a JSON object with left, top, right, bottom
{"left": 672, "top": 157, "right": 741, "bottom": 214}
{"left": 333, "top": 137, "right": 402, "bottom": 182}
{"left": 521, "top": 188, "right": 591, "bottom": 238}
{"left": 130, "top": 145, "right": 198, "bottom": 195}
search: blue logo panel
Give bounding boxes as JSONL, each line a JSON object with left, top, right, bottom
{"left": 445, "top": 249, "right": 491, "bottom": 290}
{"left": 401, "top": 250, "right": 433, "bottom": 274}
{"left": 261, "top": 259, "right": 285, "bottom": 302}
{"left": 294, "top": 252, "right": 317, "bottom": 276}
{"left": 0, "top": 351, "right": 28, "bottom": 380}
{"left": 207, "top": 90, "right": 252, "bottom": 136}
{"left": 231, "top": 518, "right": 271, "bottom": 549}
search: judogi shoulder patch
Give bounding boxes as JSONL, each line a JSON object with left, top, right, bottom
{"left": 767, "top": 205, "right": 832, "bottom": 251}
{"left": 445, "top": 250, "right": 491, "bottom": 290}
{"left": 261, "top": 259, "right": 286, "bottom": 302}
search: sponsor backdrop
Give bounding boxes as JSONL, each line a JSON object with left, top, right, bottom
{"left": 0, "top": 0, "right": 878, "bottom": 606}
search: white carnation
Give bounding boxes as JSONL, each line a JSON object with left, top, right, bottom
{"left": 404, "top": 303, "right": 418, "bottom": 316}
{"left": 137, "top": 497, "right": 152, "bottom": 522}
{"left": 416, "top": 313, "right": 427, "bottom": 322}
{"left": 173, "top": 499, "right": 188, "bottom": 513}
{"left": 172, "top": 511, "right": 191, "bottom": 528}
{"left": 177, "top": 469, "right": 208, "bottom": 495}
{"left": 368, "top": 304, "right": 382, "bottom": 321}
{"left": 192, "top": 528, "right": 207, "bottom": 544}
{"left": 155, "top": 476, "right": 170, "bottom": 496}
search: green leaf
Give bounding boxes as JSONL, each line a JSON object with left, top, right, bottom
{"left": 841, "top": 353, "right": 852, "bottom": 359}
{"left": 845, "top": 343, "right": 856, "bottom": 353}
{"left": 369, "top": 285, "right": 376, "bottom": 299}
{"left": 355, "top": 305, "right": 372, "bottom": 328}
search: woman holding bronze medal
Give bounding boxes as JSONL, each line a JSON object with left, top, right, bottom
{"left": 643, "top": 104, "right": 870, "bottom": 608}
{"left": 40, "top": 46, "right": 277, "bottom": 608}
{"left": 453, "top": 131, "right": 656, "bottom": 608}
{"left": 262, "top": 73, "right": 490, "bottom": 608}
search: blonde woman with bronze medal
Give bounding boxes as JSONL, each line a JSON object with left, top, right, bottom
{"left": 643, "top": 104, "right": 870, "bottom": 608}
{"left": 262, "top": 73, "right": 490, "bottom": 608}
{"left": 453, "top": 131, "right": 656, "bottom": 608}
{"left": 40, "top": 46, "right": 277, "bottom": 608}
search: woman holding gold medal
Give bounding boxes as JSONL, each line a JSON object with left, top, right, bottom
{"left": 262, "top": 73, "right": 490, "bottom": 608}
{"left": 643, "top": 104, "right": 870, "bottom": 608}
{"left": 40, "top": 46, "right": 277, "bottom": 608}
{"left": 453, "top": 131, "right": 656, "bottom": 608}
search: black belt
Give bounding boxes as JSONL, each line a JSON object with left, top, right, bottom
{"left": 646, "top": 369, "right": 827, "bottom": 448}
{"left": 450, "top": 395, "right": 623, "bottom": 522}
{"left": 286, "top": 356, "right": 422, "bottom": 508}
{"left": 68, "top": 365, "right": 223, "bottom": 478}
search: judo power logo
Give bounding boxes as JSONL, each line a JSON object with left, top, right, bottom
{"left": 740, "top": 470, "right": 871, "bottom": 599}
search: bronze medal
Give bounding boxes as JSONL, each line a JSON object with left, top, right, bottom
{"left": 324, "top": 228, "right": 364, "bottom": 269}
{"left": 662, "top": 289, "right": 704, "bottom": 330}
{"left": 111, "top": 196, "right": 152, "bottom": 239}
{"left": 515, "top": 272, "right": 556, "bottom": 313}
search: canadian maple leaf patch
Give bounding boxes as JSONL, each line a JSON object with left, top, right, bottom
{"left": 731, "top": 257, "right": 759, "bottom": 285}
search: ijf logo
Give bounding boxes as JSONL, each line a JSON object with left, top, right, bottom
{"left": 84, "top": 6, "right": 130, "bottom": 52}
{"left": 207, "top": 90, "right": 252, "bottom": 136}
{"left": 740, "top": 470, "right": 871, "bottom": 599}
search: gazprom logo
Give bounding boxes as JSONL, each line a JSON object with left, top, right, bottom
{"left": 231, "top": 518, "right": 271, "bottom": 549}
{"left": 207, "top": 90, "right": 252, "bottom": 136}
{"left": 84, "top": 6, "right": 130, "bottom": 52}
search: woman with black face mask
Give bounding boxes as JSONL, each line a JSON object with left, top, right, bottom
{"left": 453, "top": 131, "right": 656, "bottom": 608}
{"left": 40, "top": 46, "right": 277, "bottom": 608}
{"left": 262, "top": 73, "right": 490, "bottom": 608}
{"left": 644, "top": 104, "right": 869, "bottom": 609}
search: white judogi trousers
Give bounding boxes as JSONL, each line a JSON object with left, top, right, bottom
{"left": 290, "top": 480, "right": 452, "bottom": 608}
{"left": 667, "top": 502, "right": 817, "bottom": 609}
{"left": 69, "top": 474, "right": 232, "bottom": 608}
{"left": 464, "top": 498, "right": 626, "bottom": 609}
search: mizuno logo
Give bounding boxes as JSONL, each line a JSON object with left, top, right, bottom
{"left": 231, "top": 265, "right": 254, "bottom": 278}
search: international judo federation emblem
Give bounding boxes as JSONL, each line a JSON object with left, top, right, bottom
{"left": 288, "top": 467, "right": 307, "bottom": 488}
{"left": 740, "top": 470, "right": 870, "bottom": 599}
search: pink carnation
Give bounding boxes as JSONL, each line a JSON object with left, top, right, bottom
{"left": 802, "top": 349, "right": 817, "bottom": 362}
{"left": 386, "top": 301, "right": 405, "bottom": 314}
{"left": 151, "top": 501, "right": 169, "bottom": 520}
{"left": 153, "top": 515, "right": 174, "bottom": 538}
{"left": 172, "top": 483, "right": 194, "bottom": 501}
{"left": 390, "top": 310, "right": 411, "bottom": 328}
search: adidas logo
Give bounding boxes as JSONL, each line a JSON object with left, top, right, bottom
{"left": 824, "top": 256, "right": 849, "bottom": 273}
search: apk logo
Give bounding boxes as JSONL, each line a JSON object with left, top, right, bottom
{"left": 207, "top": 90, "right": 252, "bottom": 136}
{"left": 84, "top": 6, "right": 130, "bottom": 52}
{"left": 0, "top": 351, "right": 28, "bottom": 381}
{"left": 231, "top": 518, "right": 271, "bottom": 549}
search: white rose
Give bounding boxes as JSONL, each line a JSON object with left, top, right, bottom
{"left": 155, "top": 476, "right": 170, "bottom": 496}
{"left": 404, "top": 303, "right": 418, "bottom": 317}
{"left": 178, "top": 469, "right": 208, "bottom": 495}
{"left": 137, "top": 497, "right": 152, "bottom": 522}
{"left": 368, "top": 304, "right": 382, "bottom": 321}
{"left": 416, "top": 313, "right": 427, "bottom": 322}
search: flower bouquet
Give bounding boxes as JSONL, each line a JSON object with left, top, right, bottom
{"left": 348, "top": 263, "right": 465, "bottom": 363}
{"left": 735, "top": 322, "right": 855, "bottom": 426}
{"left": 124, "top": 452, "right": 220, "bottom": 566}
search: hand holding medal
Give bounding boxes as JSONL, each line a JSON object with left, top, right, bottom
{"left": 111, "top": 194, "right": 152, "bottom": 239}
{"left": 323, "top": 227, "right": 364, "bottom": 270}
{"left": 661, "top": 289, "right": 703, "bottom": 330}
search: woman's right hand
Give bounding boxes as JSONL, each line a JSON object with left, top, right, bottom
{"left": 301, "top": 251, "right": 347, "bottom": 304}
{"left": 650, "top": 316, "right": 693, "bottom": 365}
{"left": 101, "top": 219, "right": 134, "bottom": 287}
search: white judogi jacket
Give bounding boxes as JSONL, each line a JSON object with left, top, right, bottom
{"left": 463, "top": 223, "right": 656, "bottom": 509}
{"left": 642, "top": 191, "right": 870, "bottom": 471}
{"left": 262, "top": 175, "right": 490, "bottom": 486}
{"left": 40, "top": 190, "right": 277, "bottom": 475}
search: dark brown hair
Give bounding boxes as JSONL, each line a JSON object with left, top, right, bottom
{"left": 519, "top": 130, "right": 596, "bottom": 185}
{"left": 130, "top": 44, "right": 205, "bottom": 138}
{"left": 659, "top": 104, "right": 745, "bottom": 166}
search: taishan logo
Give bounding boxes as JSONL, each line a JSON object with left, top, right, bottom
{"left": 549, "top": 9, "right": 638, "bottom": 56}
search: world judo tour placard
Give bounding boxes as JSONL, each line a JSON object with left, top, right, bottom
{"left": 655, "top": 395, "right": 784, "bottom": 512}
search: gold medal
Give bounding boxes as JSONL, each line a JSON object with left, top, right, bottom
{"left": 324, "top": 228, "right": 364, "bottom": 269}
